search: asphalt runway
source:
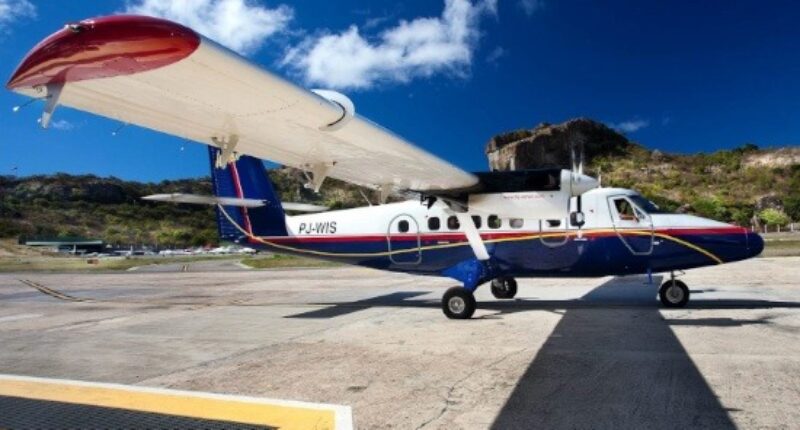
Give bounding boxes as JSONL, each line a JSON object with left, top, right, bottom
{"left": 1, "top": 257, "right": 799, "bottom": 429}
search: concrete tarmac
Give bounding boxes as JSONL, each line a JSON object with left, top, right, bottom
{"left": 1, "top": 257, "right": 799, "bottom": 429}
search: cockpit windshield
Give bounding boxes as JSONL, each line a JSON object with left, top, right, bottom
{"left": 628, "top": 194, "right": 667, "bottom": 214}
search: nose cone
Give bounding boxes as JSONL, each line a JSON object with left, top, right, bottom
{"left": 748, "top": 231, "right": 764, "bottom": 258}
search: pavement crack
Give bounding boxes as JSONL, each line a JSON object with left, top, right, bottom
{"left": 415, "top": 347, "right": 530, "bottom": 430}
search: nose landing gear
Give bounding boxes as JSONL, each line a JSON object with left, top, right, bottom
{"left": 659, "top": 272, "right": 689, "bottom": 308}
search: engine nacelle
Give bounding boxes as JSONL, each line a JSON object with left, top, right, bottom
{"left": 311, "top": 89, "right": 355, "bottom": 132}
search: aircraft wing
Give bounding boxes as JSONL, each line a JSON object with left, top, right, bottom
{"left": 7, "top": 15, "right": 478, "bottom": 193}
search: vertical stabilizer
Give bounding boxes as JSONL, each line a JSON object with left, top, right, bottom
{"left": 208, "top": 147, "right": 288, "bottom": 242}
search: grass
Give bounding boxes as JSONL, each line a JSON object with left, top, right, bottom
{"left": 761, "top": 238, "right": 800, "bottom": 257}
{"left": 240, "top": 254, "right": 342, "bottom": 269}
{"left": 0, "top": 255, "right": 242, "bottom": 273}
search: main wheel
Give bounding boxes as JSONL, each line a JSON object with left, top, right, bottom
{"left": 490, "top": 277, "right": 518, "bottom": 299}
{"left": 659, "top": 280, "right": 689, "bottom": 308}
{"left": 442, "top": 287, "right": 476, "bottom": 319}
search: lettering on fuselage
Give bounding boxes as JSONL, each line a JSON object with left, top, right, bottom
{"left": 298, "top": 221, "right": 337, "bottom": 235}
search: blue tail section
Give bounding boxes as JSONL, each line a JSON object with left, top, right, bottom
{"left": 208, "top": 147, "right": 288, "bottom": 242}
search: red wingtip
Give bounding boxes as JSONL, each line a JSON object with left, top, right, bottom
{"left": 6, "top": 15, "right": 200, "bottom": 90}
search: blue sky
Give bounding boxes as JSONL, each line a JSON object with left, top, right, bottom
{"left": 1, "top": 0, "right": 799, "bottom": 182}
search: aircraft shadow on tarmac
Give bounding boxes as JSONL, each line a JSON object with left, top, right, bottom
{"left": 286, "top": 277, "right": 800, "bottom": 428}
{"left": 284, "top": 278, "right": 800, "bottom": 320}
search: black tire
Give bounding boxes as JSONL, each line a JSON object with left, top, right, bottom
{"left": 659, "top": 280, "right": 689, "bottom": 308}
{"left": 490, "top": 277, "right": 518, "bottom": 299}
{"left": 442, "top": 287, "right": 476, "bottom": 319}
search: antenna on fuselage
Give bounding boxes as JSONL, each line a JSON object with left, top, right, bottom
{"left": 598, "top": 166, "right": 603, "bottom": 187}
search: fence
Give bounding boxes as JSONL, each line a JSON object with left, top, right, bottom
{"left": 755, "top": 223, "right": 799, "bottom": 233}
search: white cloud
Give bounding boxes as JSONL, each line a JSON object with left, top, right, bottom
{"left": 282, "top": 0, "right": 498, "bottom": 90}
{"left": 125, "top": 0, "right": 293, "bottom": 55}
{"left": 0, "top": 0, "right": 36, "bottom": 32}
{"left": 610, "top": 119, "right": 650, "bottom": 133}
{"left": 518, "top": 0, "right": 544, "bottom": 16}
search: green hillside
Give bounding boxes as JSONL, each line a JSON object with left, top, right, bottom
{"left": 2, "top": 122, "right": 798, "bottom": 247}
{"left": 0, "top": 169, "right": 377, "bottom": 247}
{"left": 488, "top": 119, "right": 800, "bottom": 228}
{"left": 594, "top": 144, "right": 800, "bottom": 227}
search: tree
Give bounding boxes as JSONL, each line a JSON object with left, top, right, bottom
{"left": 691, "top": 196, "right": 728, "bottom": 221}
{"left": 759, "top": 208, "right": 790, "bottom": 227}
{"left": 784, "top": 196, "right": 800, "bottom": 221}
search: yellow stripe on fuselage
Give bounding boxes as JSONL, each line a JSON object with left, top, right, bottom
{"left": 218, "top": 206, "right": 724, "bottom": 264}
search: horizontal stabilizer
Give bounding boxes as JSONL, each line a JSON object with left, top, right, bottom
{"left": 142, "top": 194, "right": 329, "bottom": 212}
{"left": 142, "top": 193, "right": 265, "bottom": 208}
{"left": 282, "top": 203, "right": 329, "bottom": 212}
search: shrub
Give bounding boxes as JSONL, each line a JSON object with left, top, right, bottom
{"left": 784, "top": 196, "right": 800, "bottom": 221}
{"left": 759, "top": 208, "right": 790, "bottom": 226}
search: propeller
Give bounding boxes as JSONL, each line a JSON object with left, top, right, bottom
{"left": 570, "top": 141, "right": 587, "bottom": 236}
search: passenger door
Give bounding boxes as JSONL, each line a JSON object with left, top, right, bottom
{"left": 387, "top": 214, "right": 422, "bottom": 264}
{"left": 607, "top": 195, "right": 654, "bottom": 255}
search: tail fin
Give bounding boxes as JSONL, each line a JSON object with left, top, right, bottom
{"left": 208, "top": 147, "right": 288, "bottom": 242}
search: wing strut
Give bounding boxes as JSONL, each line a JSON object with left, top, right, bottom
{"left": 454, "top": 212, "right": 490, "bottom": 261}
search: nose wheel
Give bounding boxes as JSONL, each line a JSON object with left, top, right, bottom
{"left": 659, "top": 277, "right": 689, "bottom": 308}
{"left": 442, "top": 287, "right": 476, "bottom": 319}
{"left": 490, "top": 277, "right": 518, "bottom": 299}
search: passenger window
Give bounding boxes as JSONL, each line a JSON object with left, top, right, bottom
{"left": 428, "top": 217, "right": 440, "bottom": 231}
{"left": 398, "top": 220, "right": 409, "bottom": 233}
{"left": 546, "top": 220, "right": 561, "bottom": 228}
{"left": 613, "top": 198, "right": 637, "bottom": 221}
{"left": 487, "top": 215, "right": 501, "bottom": 229}
{"left": 510, "top": 218, "right": 524, "bottom": 229}
{"left": 471, "top": 215, "right": 482, "bottom": 229}
{"left": 447, "top": 216, "right": 460, "bottom": 230}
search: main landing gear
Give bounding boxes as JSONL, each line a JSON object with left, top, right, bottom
{"left": 441, "top": 277, "right": 518, "bottom": 319}
{"left": 490, "top": 277, "right": 518, "bottom": 299}
{"left": 659, "top": 272, "right": 690, "bottom": 308}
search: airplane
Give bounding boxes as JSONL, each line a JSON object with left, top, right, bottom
{"left": 6, "top": 15, "right": 764, "bottom": 319}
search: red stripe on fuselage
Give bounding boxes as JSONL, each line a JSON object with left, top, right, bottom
{"left": 6, "top": 15, "right": 200, "bottom": 90}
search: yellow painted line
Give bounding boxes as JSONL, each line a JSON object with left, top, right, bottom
{"left": 0, "top": 374, "right": 352, "bottom": 430}
{"left": 220, "top": 206, "right": 723, "bottom": 264}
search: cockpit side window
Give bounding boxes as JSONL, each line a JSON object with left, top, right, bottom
{"left": 613, "top": 197, "right": 638, "bottom": 221}
{"left": 628, "top": 194, "right": 667, "bottom": 214}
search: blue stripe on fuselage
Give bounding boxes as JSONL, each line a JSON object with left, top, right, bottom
{"left": 245, "top": 229, "right": 757, "bottom": 278}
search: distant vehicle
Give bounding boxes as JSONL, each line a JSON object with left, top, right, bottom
{"left": 7, "top": 15, "right": 764, "bottom": 319}
{"left": 159, "top": 249, "right": 190, "bottom": 256}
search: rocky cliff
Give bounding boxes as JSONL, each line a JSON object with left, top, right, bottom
{"left": 485, "top": 118, "right": 633, "bottom": 171}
